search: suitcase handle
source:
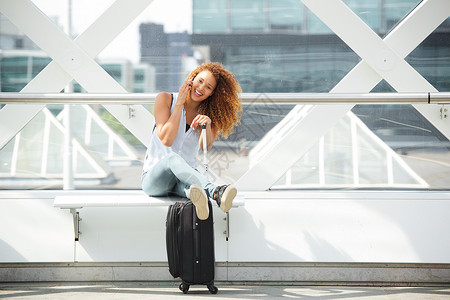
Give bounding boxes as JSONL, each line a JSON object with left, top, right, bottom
{"left": 201, "top": 124, "right": 208, "bottom": 176}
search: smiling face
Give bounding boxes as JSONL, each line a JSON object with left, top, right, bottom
{"left": 190, "top": 70, "right": 217, "bottom": 103}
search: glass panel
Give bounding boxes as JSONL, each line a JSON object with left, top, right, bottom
{"left": 324, "top": 118, "right": 354, "bottom": 185}
{"left": 15, "top": 113, "right": 45, "bottom": 176}
{"left": 384, "top": 0, "right": 422, "bottom": 34}
{"left": 32, "top": 57, "right": 51, "bottom": 77}
{"left": 0, "top": 105, "right": 142, "bottom": 189}
{"left": 1, "top": 56, "right": 30, "bottom": 92}
{"left": 306, "top": 10, "right": 333, "bottom": 34}
{"left": 225, "top": 43, "right": 359, "bottom": 93}
{"left": 343, "top": 0, "right": 382, "bottom": 33}
{"left": 45, "top": 116, "right": 65, "bottom": 176}
{"left": 357, "top": 123, "right": 389, "bottom": 185}
{"left": 343, "top": 0, "right": 421, "bottom": 35}
{"left": 273, "top": 107, "right": 443, "bottom": 189}
{"left": 269, "top": 0, "right": 303, "bottom": 31}
{"left": 371, "top": 80, "right": 396, "bottom": 93}
{"left": 406, "top": 18, "right": 450, "bottom": 92}
{"left": 1, "top": 1, "right": 449, "bottom": 191}
{"left": 230, "top": 0, "right": 265, "bottom": 31}
{"left": 193, "top": 0, "right": 228, "bottom": 33}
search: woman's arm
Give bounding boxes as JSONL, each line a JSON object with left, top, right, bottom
{"left": 154, "top": 92, "right": 181, "bottom": 147}
{"left": 155, "top": 79, "right": 193, "bottom": 146}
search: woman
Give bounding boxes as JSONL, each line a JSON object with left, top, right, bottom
{"left": 141, "top": 62, "right": 242, "bottom": 220}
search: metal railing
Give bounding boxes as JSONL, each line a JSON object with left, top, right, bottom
{"left": 0, "top": 92, "right": 449, "bottom": 105}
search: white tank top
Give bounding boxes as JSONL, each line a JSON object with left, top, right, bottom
{"left": 143, "top": 93, "right": 200, "bottom": 172}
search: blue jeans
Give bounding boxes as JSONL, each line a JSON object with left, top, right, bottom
{"left": 141, "top": 152, "right": 216, "bottom": 199}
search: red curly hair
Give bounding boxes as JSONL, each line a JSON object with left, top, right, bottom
{"left": 186, "top": 62, "right": 242, "bottom": 139}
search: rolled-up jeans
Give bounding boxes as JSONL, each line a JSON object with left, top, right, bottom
{"left": 141, "top": 152, "right": 216, "bottom": 199}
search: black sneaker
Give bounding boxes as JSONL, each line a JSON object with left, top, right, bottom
{"left": 213, "top": 184, "right": 237, "bottom": 213}
{"left": 190, "top": 184, "right": 209, "bottom": 220}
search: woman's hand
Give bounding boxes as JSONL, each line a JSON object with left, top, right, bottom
{"left": 193, "top": 115, "right": 217, "bottom": 151}
{"left": 177, "top": 78, "right": 194, "bottom": 105}
{"left": 191, "top": 114, "right": 211, "bottom": 131}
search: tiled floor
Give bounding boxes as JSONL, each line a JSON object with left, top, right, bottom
{"left": 0, "top": 283, "right": 449, "bottom": 299}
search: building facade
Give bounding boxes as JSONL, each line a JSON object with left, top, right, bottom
{"left": 140, "top": 23, "right": 194, "bottom": 92}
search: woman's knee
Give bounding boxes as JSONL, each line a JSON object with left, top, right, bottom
{"left": 141, "top": 172, "right": 153, "bottom": 195}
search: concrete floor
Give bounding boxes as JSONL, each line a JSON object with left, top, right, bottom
{"left": 0, "top": 283, "right": 449, "bottom": 299}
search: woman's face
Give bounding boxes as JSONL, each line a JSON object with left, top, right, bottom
{"left": 190, "top": 70, "right": 217, "bottom": 102}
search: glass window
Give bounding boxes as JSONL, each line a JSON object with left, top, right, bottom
{"left": 225, "top": 43, "right": 359, "bottom": 93}
{"left": 406, "top": 18, "right": 450, "bottom": 92}
{"left": 306, "top": 10, "right": 333, "bottom": 34}
{"left": 31, "top": 57, "right": 51, "bottom": 77}
{"left": 102, "top": 64, "right": 123, "bottom": 82}
{"left": 384, "top": 0, "right": 421, "bottom": 33}
{"left": 1, "top": 0, "right": 449, "bottom": 191}
{"left": 269, "top": 0, "right": 303, "bottom": 31}
{"left": 343, "top": 0, "right": 382, "bottom": 33}
{"left": 134, "top": 69, "right": 145, "bottom": 83}
{"left": 231, "top": 0, "right": 265, "bottom": 31}
{"left": 1, "top": 56, "right": 29, "bottom": 92}
{"left": 193, "top": 0, "right": 228, "bottom": 33}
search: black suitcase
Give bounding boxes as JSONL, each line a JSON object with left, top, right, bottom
{"left": 165, "top": 124, "right": 217, "bottom": 294}
{"left": 166, "top": 200, "right": 217, "bottom": 294}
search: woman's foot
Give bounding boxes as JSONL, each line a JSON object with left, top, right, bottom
{"left": 190, "top": 184, "right": 209, "bottom": 220}
{"left": 213, "top": 185, "right": 237, "bottom": 213}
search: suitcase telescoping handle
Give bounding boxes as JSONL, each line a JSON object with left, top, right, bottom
{"left": 201, "top": 124, "right": 208, "bottom": 176}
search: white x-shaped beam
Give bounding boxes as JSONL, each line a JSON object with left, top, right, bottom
{"left": 0, "top": 0, "right": 155, "bottom": 149}
{"left": 308, "top": 0, "right": 450, "bottom": 139}
{"left": 237, "top": 0, "right": 449, "bottom": 190}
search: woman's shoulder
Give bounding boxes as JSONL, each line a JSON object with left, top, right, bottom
{"left": 156, "top": 91, "right": 172, "bottom": 101}
{"left": 156, "top": 92, "right": 176, "bottom": 105}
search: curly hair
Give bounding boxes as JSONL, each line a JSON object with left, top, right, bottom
{"left": 186, "top": 62, "right": 242, "bottom": 139}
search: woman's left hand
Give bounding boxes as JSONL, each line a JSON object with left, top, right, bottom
{"left": 193, "top": 114, "right": 216, "bottom": 150}
{"left": 191, "top": 114, "right": 211, "bottom": 131}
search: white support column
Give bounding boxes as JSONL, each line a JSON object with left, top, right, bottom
{"left": 10, "top": 132, "right": 20, "bottom": 176}
{"left": 318, "top": 136, "right": 325, "bottom": 186}
{"left": 0, "top": 0, "right": 155, "bottom": 149}
{"left": 350, "top": 115, "right": 359, "bottom": 186}
{"left": 387, "top": 151, "right": 394, "bottom": 186}
{"left": 41, "top": 114, "right": 51, "bottom": 177}
{"left": 63, "top": 105, "right": 74, "bottom": 190}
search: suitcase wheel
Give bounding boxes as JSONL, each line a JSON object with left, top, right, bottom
{"left": 207, "top": 284, "right": 218, "bottom": 294}
{"left": 179, "top": 283, "right": 189, "bottom": 294}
